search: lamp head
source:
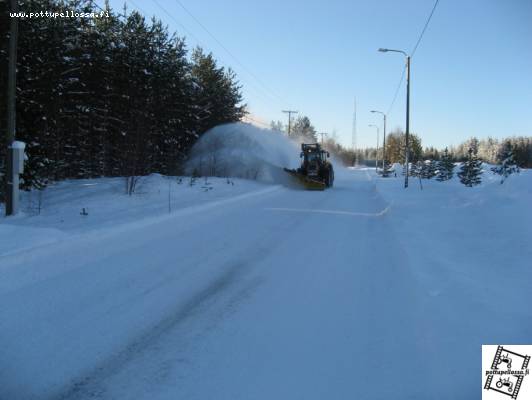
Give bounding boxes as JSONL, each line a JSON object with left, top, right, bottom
{"left": 378, "top": 48, "right": 389, "bottom": 52}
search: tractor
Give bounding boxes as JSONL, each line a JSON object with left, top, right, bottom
{"left": 497, "top": 354, "right": 512, "bottom": 369}
{"left": 284, "top": 143, "right": 334, "bottom": 190}
{"left": 496, "top": 377, "right": 514, "bottom": 393}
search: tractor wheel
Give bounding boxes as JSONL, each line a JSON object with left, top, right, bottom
{"left": 324, "top": 168, "right": 331, "bottom": 187}
{"left": 325, "top": 168, "right": 333, "bottom": 188}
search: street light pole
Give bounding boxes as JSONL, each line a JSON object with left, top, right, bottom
{"left": 371, "top": 110, "right": 387, "bottom": 175}
{"left": 378, "top": 48, "right": 411, "bottom": 187}
{"left": 368, "top": 124, "right": 379, "bottom": 172}
{"left": 318, "top": 132, "right": 327, "bottom": 145}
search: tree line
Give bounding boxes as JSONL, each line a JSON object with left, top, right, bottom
{"left": 0, "top": 0, "right": 245, "bottom": 198}
{"left": 271, "top": 116, "right": 530, "bottom": 187}
{"left": 285, "top": 123, "right": 532, "bottom": 170}
{"left": 350, "top": 132, "right": 531, "bottom": 168}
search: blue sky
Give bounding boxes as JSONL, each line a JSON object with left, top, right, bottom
{"left": 103, "top": 0, "right": 532, "bottom": 149}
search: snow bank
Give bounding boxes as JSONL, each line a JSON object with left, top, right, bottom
{"left": 373, "top": 166, "right": 532, "bottom": 296}
{"left": 0, "top": 175, "right": 272, "bottom": 256}
{"left": 186, "top": 123, "right": 300, "bottom": 183}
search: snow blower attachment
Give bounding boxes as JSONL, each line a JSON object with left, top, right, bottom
{"left": 284, "top": 143, "right": 334, "bottom": 190}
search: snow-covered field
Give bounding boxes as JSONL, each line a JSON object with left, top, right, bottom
{"left": 0, "top": 167, "right": 531, "bottom": 399}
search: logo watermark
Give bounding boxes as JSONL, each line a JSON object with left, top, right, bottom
{"left": 483, "top": 345, "right": 531, "bottom": 399}
{"left": 9, "top": 10, "right": 110, "bottom": 19}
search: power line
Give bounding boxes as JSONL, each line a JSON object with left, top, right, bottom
{"left": 384, "top": 0, "right": 439, "bottom": 117}
{"left": 386, "top": 64, "right": 406, "bottom": 115}
{"left": 149, "top": 0, "right": 208, "bottom": 46}
{"left": 146, "top": 0, "right": 281, "bottom": 108}
{"left": 242, "top": 115, "right": 271, "bottom": 128}
{"left": 96, "top": 0, "right": 283, "bottom": 128}
{"left": 410, "top": 0, "right": 440, "bottom": 57}
{"left": 89, "top": 0, "right": 106, "bottom": 13}
{"left": 173, "top": 0, "right": 286, "bottom": 105}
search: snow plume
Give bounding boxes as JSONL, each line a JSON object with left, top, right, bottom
{"left": 186, "top": 123, "right": 301, "bottom": 183}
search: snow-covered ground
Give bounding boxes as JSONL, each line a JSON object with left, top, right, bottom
{"left": 0, "top": 167, "right": 531, "bottom": 399}
{"left": 0, "top": 175, "right": 269, "bottom": 256}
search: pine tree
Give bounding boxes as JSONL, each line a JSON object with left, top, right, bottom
{"left": 12, "top": 0, "right": 66, "bottom": 188}
{"left": 291, "top": 116, "right": 317, "bottom": 142}
{"left": 147, "top": 24, "right": 195, "bottom": 175}
{"left": 191, "top": 47, "right": 246, "bottom": 137}
{"left": 436, "top": 148, "right": 454, "bottom": 181}
{"left": 491, "top": 141, "right": 519, "bottom": 184}
{"left": 458, "top": 147, "right": 482, "bottom": 187}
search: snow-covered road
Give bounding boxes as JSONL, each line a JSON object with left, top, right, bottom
{"left": 1, "top": 169, "right": 531, "bottom": 399}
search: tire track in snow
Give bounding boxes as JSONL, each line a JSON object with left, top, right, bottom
{"left": 52, "top": 201, "right": 309, "bottom": 400}
{"left": 265, "top": 205, "right": 392, "bottom": 217}
{"left": 54, "top": 256, "right": 259, "bottom": 400}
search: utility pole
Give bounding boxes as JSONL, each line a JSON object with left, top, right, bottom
{"left": 371, "top": 110, "right": 387, "bottom": 175}
{"left": 378, "top": 48, "right": 411, "bottom": 187}
{"left": 368, "top": 124, "right": 379, "bottom": 173}
{"left": 382, "top": 114, "right": 387, "bottom": 173}
{"left": 282, "top": 110, "right": 298, "bottom": 137}
{"left": 318, "top": 132, "right": 327, "bottom": 144}
{"left": 405, "top": 55, "right": 411, "bottom": 187}
{"left": 5, "top": 0, "right": 19, "bottom": 216}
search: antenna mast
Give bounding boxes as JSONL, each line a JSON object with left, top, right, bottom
{"left": 352, "top": 97, "right": 357, "bottom": 166}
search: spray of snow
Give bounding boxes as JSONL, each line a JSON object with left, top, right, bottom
{"left": 186, "top": 123, "right": 302, "bottom": 183}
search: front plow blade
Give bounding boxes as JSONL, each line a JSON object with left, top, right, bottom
{"left": 283, "top": 168, "right": 326, "bottom": 190}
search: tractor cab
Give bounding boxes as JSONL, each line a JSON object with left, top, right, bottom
{"left": 300, "top": 143, "right": 330, "bottom": 165}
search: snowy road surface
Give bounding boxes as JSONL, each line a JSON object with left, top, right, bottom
{"left": 1, "top": 169, "right": 531, "bottom": 399}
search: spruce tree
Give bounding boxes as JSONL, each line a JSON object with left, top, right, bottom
{"left": 436, "top": 148, "right": 455, "bottom": 181}
{"left": 491, "top": 141, "right": 519, "bottom": 184}
{"left": 458, "top": 147, "right": 482, "bottom": 187}
{"left": 409, "top": 161, "right": 423, "bottom": 178}
{"left": 422, "top": 160, "right": 437, "bottom": 179}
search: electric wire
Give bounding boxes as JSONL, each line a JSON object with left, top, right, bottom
{"left": 147, "top": 0, "right": 283, "bottom": 110}
{"left": 91, "top": 0, "right": 276, "bottom": 126}
{"left": 173, "top": 0, "right": 286, "bottom": 105}
{"left": 242, "top": 116, "right": 271, "bottom": 128}
{"left": 386, "top": 64, "right": 406, "bottom": 115}
{"left": 410, "top": 0, "right": 440, "bottom": 58}
{"left": 385, "top": 0, "right": 439, "bottom": 116}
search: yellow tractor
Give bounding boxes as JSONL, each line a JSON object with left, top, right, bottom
{"left": 284, "top": 143, "right": 334, "bottom": 190}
